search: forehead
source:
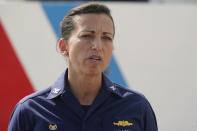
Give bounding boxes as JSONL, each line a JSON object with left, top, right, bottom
{"left": 73, "top": 13, "right": 114, "bottom": 34}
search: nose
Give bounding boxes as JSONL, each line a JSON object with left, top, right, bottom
{"left": 91, "top": 36, "right": 102, "bottom": 51}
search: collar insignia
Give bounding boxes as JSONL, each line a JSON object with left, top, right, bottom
{"left": 52, "top": 88, "right": 61, "bottom": 94}
{"left": 110, "top": 86, "right": 116, "bottom": 91}
{"left": 49, "top": 124, "right": 57, "bottom": 130}
{"left": 113, "top": 120, "right": 133, "bottom": 127}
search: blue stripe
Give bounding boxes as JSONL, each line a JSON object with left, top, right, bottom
{"left": 42, "top": 2, "right": 82, "bottom": 38}
{"left": 107, "top": 55, "right": 127, "bottom": 87}
{"left": 41, "top": 2, "right": 127, "bottom": 87}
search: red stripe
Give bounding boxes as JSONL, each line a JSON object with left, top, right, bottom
{"left": 0, "top": 22, "right": 34, "bottom": 130}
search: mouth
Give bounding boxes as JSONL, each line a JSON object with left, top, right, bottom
{"left": 88, "top": 55, "right": 102, "bottom": 62}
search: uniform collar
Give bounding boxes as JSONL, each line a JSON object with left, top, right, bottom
{"left": 46, "top": 70, "right": 67, "bottom": 99}
{"left": 102, "top": 73, "right": 123, "bottom": 97}
{"left": 46, "top": 69, "right": 123, "bottom": 99}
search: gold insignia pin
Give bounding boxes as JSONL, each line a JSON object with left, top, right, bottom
{"left": 49, "top": 124, "right": 58, "bottom": 130}
{"left": 113, "top": 120, "right": 133, "bottom": 127}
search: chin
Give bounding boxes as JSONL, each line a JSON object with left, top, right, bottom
{"left": 86, "top": 68, "right": 102, "bottom": 76}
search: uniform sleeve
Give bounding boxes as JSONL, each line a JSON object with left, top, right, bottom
{"left": 8, "top": 103, "right": 31, "bottom": 131}
{"left": 143, "top": 100, "right": 158, "bottom": 131}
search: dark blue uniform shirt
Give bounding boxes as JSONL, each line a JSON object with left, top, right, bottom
{"left": 8, "top": 70, "right": 158, "bottom": 131}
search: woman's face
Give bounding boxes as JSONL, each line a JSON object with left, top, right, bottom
{"left": 66, "top": 13, "right": 114, "bottom": 76}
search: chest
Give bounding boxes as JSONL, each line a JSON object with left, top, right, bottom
{"left": 32, "top": 107, "right": 141, "bottom": 131}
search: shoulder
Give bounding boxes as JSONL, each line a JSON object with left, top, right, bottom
{"left": 103, "top": 74, "right": 147, "bottom": 103}
{"left": 8, "top": 88, "right": 51, "bottom": 130}
{"left": 18, "top": 87, "right": 51, "bottom": 105}
{"left": 112, "top": 82, "right": 155, "bottom": 111}
{"left": 113, "top": 83, "right": 157, "bottom": 117}
{"left": 113, "top": 83, "right": 147, "bottom": 102}
{"left": 103, "top": 74, "right": 150, "bottom": 107}
{"left": 9, "top": 87, "right": 51, "bottom": 122}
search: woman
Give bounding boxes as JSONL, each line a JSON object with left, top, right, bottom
{"left": 8, "top": 3, "right": 158, "bottom": 131}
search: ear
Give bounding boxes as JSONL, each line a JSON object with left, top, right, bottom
{"left": 58, "top": 38, "right": 68, "bottom": 56}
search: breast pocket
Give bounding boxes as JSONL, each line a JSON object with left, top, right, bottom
{"left": 102, "top": 116, "right": 140, "bottom": 131}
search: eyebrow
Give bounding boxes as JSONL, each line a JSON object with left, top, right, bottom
{"left": 81, "top": 30, "right": 113, "bottom": 36}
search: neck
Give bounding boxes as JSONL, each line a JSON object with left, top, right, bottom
{"left": 68, "top": 68, "right": 102, "bottom": 105}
